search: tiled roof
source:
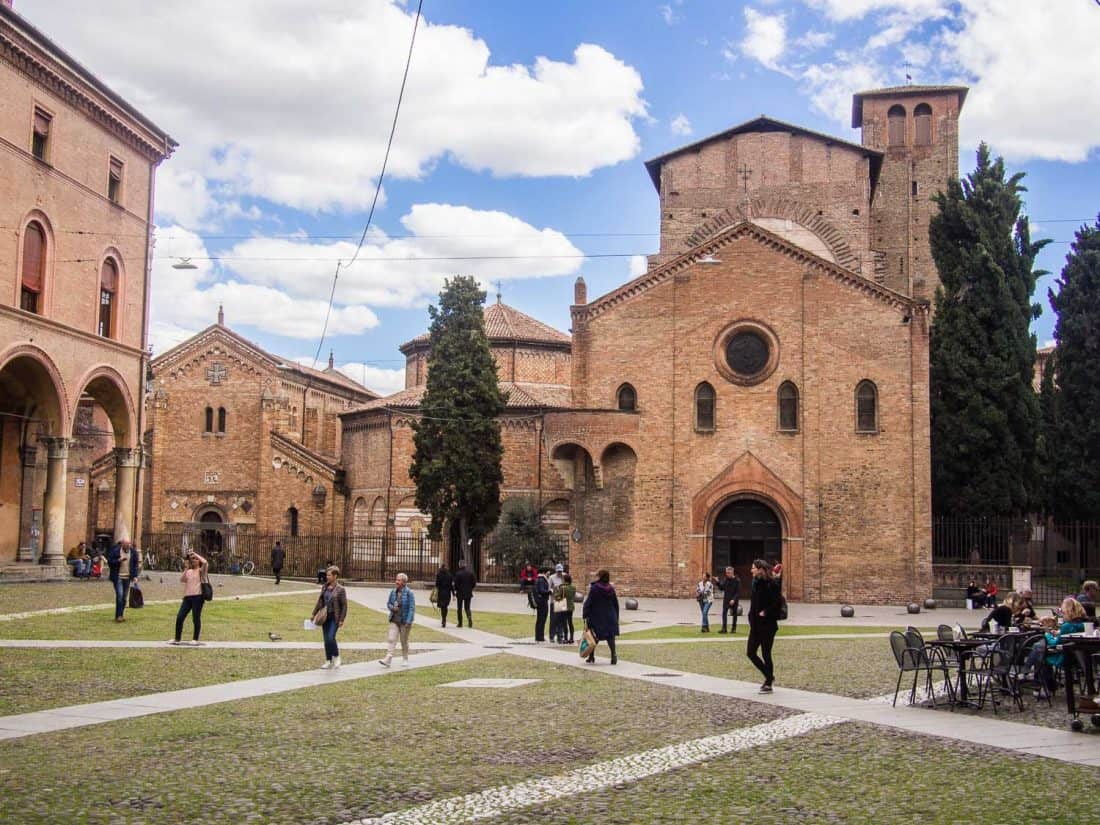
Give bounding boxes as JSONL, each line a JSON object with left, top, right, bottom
{"left": 400, "top": 301, "right": 570, "bottom": 352}
{"left": 345, "top": 382, "right": 573, "bottom": 415}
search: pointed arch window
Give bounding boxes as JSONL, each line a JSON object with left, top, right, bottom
{"left": 98, "top": 257, "right": 118, "bottom": 338}
{"left": 887, "top": 105, "right": 906, "bottom": 147}
{"left": 856, "top": 380, "right": 879, "bottom": 433}
{"left": 616, "top": 383, "right": 637, "bottom": 412}
{"left": 21, "top": 221, "right": 46, "bottom": 314}
{"left": 914, "top": 103, "right": 932, "bottom": 146}
{"left": 694, "top": 382, "right": 716, "bottom": 431}
{"left": 778, "top": 381, "right": 799, "bottom": 432}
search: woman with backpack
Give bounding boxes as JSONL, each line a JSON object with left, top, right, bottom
{"left": 746, "top": 558, "right": 783, "bottom": 693}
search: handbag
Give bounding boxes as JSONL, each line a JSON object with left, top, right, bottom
{"left": 200, "top": 574, "right": 213, "bottom": 602}
{"left": 429, "top": 587, "right": 439, "bottom": 605}
{"left": 128, "top": 581, "right": 144, "bottom": 609}
{"left": 527, "top": 589, "right": 537, "bottom": 610}
{"left": 578, "top": 627, "right": 598, "bottom": 659}
{"left": 553, "top": 597, "right": 568, "bottom": 613}
{"left": 312, "top": 605, "right": 328, "bottom": 626}
{"left": 777, "top": 593, "right": 788, "bottom": 621}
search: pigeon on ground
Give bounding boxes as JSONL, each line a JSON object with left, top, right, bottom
{"left": 268, "top": 633, "right": 282, "bottom": 641}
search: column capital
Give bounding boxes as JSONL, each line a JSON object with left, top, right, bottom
{"left": 113, "top": 447, "right": 143, "bottom": 468}
{"left": 40, "top": 437, "right": 73, "bottom": 460}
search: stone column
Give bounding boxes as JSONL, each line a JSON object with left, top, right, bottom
{"left": 113, "top": 448, "right": 141, "bottom": 543}
{"left": 16, "top": 445, "right": 38, "bottom": 562}
{"left": 40, "top": 437, "right": 72, "bottom": 565}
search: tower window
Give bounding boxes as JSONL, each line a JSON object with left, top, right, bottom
{"left": 856, "top": 380, "right": 879, "bottom": 433}
{"left": 98, "top": 258, "right": 118, "bottom": 338}
{"left": 914, "top": 103, "right": 932, "bottom": 146}
{"left": 778, "top": 381, "right": 799, "bottom": 432}
{"left": 887, "top": 105, "right": 906, "bottom": 147}
{"left": 108, "top": 157, "right": 124, "bottom": 203}
{"left": 616, "top": 383, "right": 637, "bottom": 412}
{"left": 32, "top": 108, "right": 51, "bottom": 160}
{"left": 912, "top": 181, "right": 919, "bottom": 198}
{"left": 217, "top": 407, "right": 227, "bottom": 434}
{"left": 694, "top": 382, "right": 716, "bottom": 431}
{"left": 204, "top": 406, "right": 214, "bottom": 434}
{"left": 286, "top": 506, "right": 299, "bottom": 537}
{"left": 20, "top": 221, "right": 46, "bottom": 314}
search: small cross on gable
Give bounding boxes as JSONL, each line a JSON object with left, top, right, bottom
{"left": 737, "top": 163, "right": 752, "bottom": 192}
{"left": 206, "top": 362, "right": 227, "bottom": 385}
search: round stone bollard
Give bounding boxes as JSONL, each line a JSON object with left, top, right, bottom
{"left": 907, "top": 602, "right": 921, "bottom": 614}
{"left": 624, "top": 597, "right": 639, "bottom": 611}
{"left": 923, "top": 598, "right": 937, "bottom": 610}
{"left": 573, "top": 591, "right": 584, "bottom": 604}
{"left": 840, "top": 604, "right": 855, "bottom": 618}
{"left": 737, "top": 604, "right": 744, "bottom": 616}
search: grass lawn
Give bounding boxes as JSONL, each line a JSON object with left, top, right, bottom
{"left": 416, "top": 604, "right": 608, "bottom": 639}
{"left": 0, "top": 647, "right": 388, "bottom": 715}
{"left": 518, "top": 721, "right": 1100, "bottom": 825}
{"left": 0, "top": 654, "right": 791, "bottom": 825}
{"left": 619, "top": 637, "right": 900, "bottom": 698}
{"left": 618, "top": 623, "right": 901, "bottom": 640}
{"left": 0, "top": 593, "right": 455, "bottom": 644}
{"left": 0, "top": 575, "right": 296, "bottom": 615}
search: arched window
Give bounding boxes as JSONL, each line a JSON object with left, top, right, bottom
{"left": 694, "top": 382, "right": 715, "bottom": 431}
{"left": 204, "top": 406, "right": 214, "bottom": 433}
{"left": 616, "top": 383, "right": 637, "bottom": 412}
{"left": 914, "top": 103, "right": 932, "bottom": 146}
{"left": 778, "top": 381, "right": 799, "bottom": 432}
{"left": 20, "top": 221, "right": 46, "bottom": 314}
{"left": 856, "top": 380, "right": 878, "bottom": 433}
{"left": 98, "top": 257, "right": 118, "bottom": 337}
{"left": 887, "top": 105, "right": 906, "bottom": 147}
{"left": 217, "top": 407, "right": 227, "bottom": 433}
{"left": 286, "top": 506, "right": 299, "bottom": 537}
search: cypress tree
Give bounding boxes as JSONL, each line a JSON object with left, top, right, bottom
{"left": 410, "top": 276, "right": 506, "bottom": 562}
{"left": 1047, "top": 216, "right": 1100, "bottom": 518}
{"left": 928, "top": 144, "right": 1049, "bottom": 517}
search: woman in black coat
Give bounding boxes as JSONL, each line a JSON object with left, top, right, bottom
{"left": 746, "top": 558, "right": 782, "bottom": 693}
{"left": 582, "top": 569, "right": 620, "bottom": 665}
{"left": 434, "top": 564, "right": 454, "bottom": 628}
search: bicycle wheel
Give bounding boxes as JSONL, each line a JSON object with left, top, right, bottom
{"left": 240, "top": 559, "right": 255, "bottom": 575}
{"left": 144, "top": 551, "right": 159, "bottom": 570}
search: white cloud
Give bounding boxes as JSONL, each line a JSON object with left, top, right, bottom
{"left": 20, "top": 1, "right": 647, "bottom": 223}
{"left": 629, "top": 255, "right": 649, "bottom": 277}
{"left": 670, "top": 114, "right": 693, "bottom": 136}
{"left": 793, "top": 30, "right": 835, "bottom": 50}
{"left": 741, "top": 8, "right": 788, "bottom": 71}
{"left": 332, "top": 362, "right": 406, "bottom": 397}
{"left": 800, "top": 58, "right": 884, "bottom": 124}
{"left": 660, "top": 4, "right": 678, "bottom": 25}
{"left": 806, "top": 0, "right": 947, "bottom": 21}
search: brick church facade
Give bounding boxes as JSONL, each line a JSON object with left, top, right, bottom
{"left": 342, "top": 85, "right": 967, "bottom": 603}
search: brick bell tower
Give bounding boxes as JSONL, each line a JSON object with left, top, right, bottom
{"left": 853, "top": 85, "right": 968, "bottom": 300}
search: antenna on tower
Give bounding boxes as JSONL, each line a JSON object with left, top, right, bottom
{"left": 494, "top": 280, "right": 502, "bottom": 304}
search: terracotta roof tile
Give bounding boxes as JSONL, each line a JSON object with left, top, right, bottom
{"left": 400, "top": 301, "right": 570, "bottom": 351}
{"left": 345, "top": 382, "right": 572, "bottom": 415}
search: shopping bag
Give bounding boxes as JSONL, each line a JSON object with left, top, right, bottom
{"left": 578, "top": 627, "right": 598, "bottom": 659}
{"left": 429, "top": 587, "right": 438, "bottom": 605}
{"left": 128, "top": 582, "right": 144, "bottom": 609}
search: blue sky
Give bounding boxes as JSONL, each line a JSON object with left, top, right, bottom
{"left": 18, "top": 1, "right": 1100, "bottom": 395}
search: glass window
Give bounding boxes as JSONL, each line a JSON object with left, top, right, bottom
{"left": 98, "top": 258, "right": 118, "bottom": 337}
{"left": 617, "top": 384, "right": 637, "bottom": 412}
{"left": 21, "top": 221, "right": 45, "bottom": 314}
{"left": 695, "top": 382, "right": 715, "bottom": 431}
{"left": 287, "top": 507, "right": 299, "bottom": 537}
{"left": 32, "top": 109, "right": 51, "bottom": 160}
{"left": 778, "top": 382, "right": 799, "bottom": 431}
{"left": 217, "top": 407, "right": 227, "bottom": 434}
{"left": 204, "top": 406, "right": 214, "bottom": 433}
{"left": 725, "top": 331, "right": 769, "bottom": 377}
{"left": 108, "top": 157, "right": 123, "bottom": 203}
{"left": 856, "top": 381, "right": 878, "bottom": 433}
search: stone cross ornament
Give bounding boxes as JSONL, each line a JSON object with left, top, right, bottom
{"left": 206, "top": 362, "right": 227, "bottom": 385}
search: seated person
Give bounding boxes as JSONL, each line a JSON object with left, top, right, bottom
{"left": 66, "top": 542, "right": 91, "bottom": 578}
{"left": 90, "top": 554, "right": 104, "bottom": 578}
{"left": 984, "top": 578, "right": 999, "bottom": 608}
{"left": 979, "top": 591, "right": 1024, "bottom": 632}
{"left": 965, "top": 579, "right": 986, "bottom": 608}
{"left": 1077, "top": 580, "right": 1097, "bottom": 619}
{"left": 1025, "top": 597, "right": 1088, "bottom": 694}
{"left": 1018, "top": 588, "right": 1037, "bottom": 621}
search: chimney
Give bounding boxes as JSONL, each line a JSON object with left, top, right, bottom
{"left": 327, "top": 351, "right": 334, "bottom": 370}
{"left": 573, "top": 276, "right": 587, "bottom": 305}
{"left": 217, "top": 304, "right": 224, "bottom": 326}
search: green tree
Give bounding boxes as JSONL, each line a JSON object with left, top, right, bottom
{"left": 410, "top": 276, "right": 506, "bottom": 562}
{"left": 1035, "top": 353, "right": 1059, "bottom": 515}
{"left": 489, "top": 498, "right": 560, "bottom": 575}
{"left": 1046, "top": 216, "right": 1100, "bottom": 518}
{"left": 929, "top": 144, "right": 1049, "bottom": 517}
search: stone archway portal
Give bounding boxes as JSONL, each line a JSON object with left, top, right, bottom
{"left": 711, "top": 499, "right": 782, "bottom": 584}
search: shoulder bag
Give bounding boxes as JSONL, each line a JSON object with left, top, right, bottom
{"left": 128, "top": 581, "right": 144, "bottom": 609}
{"left": 200, "top": 571, "right": 214, "bottom": 602}
{"left": 312, "top": 605, "right": 328, "bottom": 626}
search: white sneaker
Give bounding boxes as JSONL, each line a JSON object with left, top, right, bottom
{"left": 333, "top": 656, "right": 341, "bottom": 669}
{"left": 401, "top": 659, "right": 409, "bottom": 667}
{"left": 320, "top": 660, "right": 333, "bottom": 670}
{"left": 168, "top": 640, "right": 181, "bottom": 645}
{"left": 379, "top": 658, "right": 391, "bottom": 668}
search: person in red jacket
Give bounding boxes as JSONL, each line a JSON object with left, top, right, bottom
{"left": 519, "top": 561, "right": 538, "bottom": 593}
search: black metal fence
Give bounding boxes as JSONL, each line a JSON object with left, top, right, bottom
{"left": 141, "top": 529, "right": 570, "bottom": 585}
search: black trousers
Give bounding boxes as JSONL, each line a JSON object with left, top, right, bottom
{"left": 535, "top": 601, "right": 548, "bottom": 641}
{"left": 175, "top": 595, "right": 205, "bottom": 641}
{"left": 438, "top": 602, "right": 450, "bottom": 626}
{"left": 722, "top": 600, "right": 739, "bottom": 631}
{"left": 746, "top": 621, "right": 778, "bottom": 683}
{"left": 273, "top": 566, "right": 282, "bottom": 584}
{"left": 456, "top": 596, "right": 472, "bottom": 626}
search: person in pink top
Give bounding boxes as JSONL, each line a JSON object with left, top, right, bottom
{"left": 170, "top": 552, "right": 208, "bottom": 646}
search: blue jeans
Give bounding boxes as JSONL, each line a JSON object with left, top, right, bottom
{"left": 322, "top": 617, "right": 339, "bottom": 660}
{"left": 113, "top": 577, "right": 131, "bottom": 618}
{"left": 700, "top": 600, "right": 712, "bottom": 629}
{"left": 69, "top": 559, "right": 89, "bottom": 577}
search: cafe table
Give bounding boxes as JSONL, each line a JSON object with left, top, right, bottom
{"left": 927, "top": 637, "right": 988, "bottom": 707}
{"left": 1057, "top": 634, "right": 1100, "bottom": 731}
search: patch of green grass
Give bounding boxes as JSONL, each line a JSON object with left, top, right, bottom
{"left": 519, "top": 721, "right": 1100, "bottom": 824}
{"left": 0, "top": 647, "right": 388, "bottom": 715}
{"left": 619, "top": 637, "right": 900, "bottom": 698}
{"left": 0, "top": 654, "right": 790, "bottom": 824}
{"left": 417, "top": 604, "right": 587, "bottom": 638}
{"left": 0, "top": 593, "right": 455, "bottom": 644}
{"left": 618, "top": 623, "right": 900, "bottom": 640}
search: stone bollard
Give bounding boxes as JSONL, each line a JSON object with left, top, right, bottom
{"left": 624, "top": 597, "right": 639, "bottom": 610}
{"left": 907, "top": 602, "right": 921, "bottom": 614}
{"left": 923, "top": 598, "right": 937, "bottom": 610}
{"left": 840, "top": 605, "right": 855, "bottom": 618}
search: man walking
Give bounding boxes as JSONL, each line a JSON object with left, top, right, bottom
{"left": 452, "top": 559, "right": 476, "bottom": 628}
{"left": 270, "top": 540, "right": 285, "bottom": 585}
{"left": 379, "top": 572, "right": 415, "bottom": 667}
{"left": 716, "top": 566, "right": 741, "bottom": 633}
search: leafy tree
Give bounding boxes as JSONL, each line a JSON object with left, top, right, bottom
{"left": 410, "top": 276, "right": 506, "bottom": 562}
{"left": 929, "top": 144, "right": 1049, "bottom": 517}
{"left": 489, "top": 498, "right": 560, "bottom": 574}
{"left": 1046, "top": 216, "right": 1100, "bottom": 518}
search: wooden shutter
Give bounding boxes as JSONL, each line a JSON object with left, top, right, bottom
{"left": 21, "top": 223, "right": 45, "bottom": 291}
{"left": 100, "top": 258, "right": 118, "bottom": 293}
{"left": 33, "top": 109, "right": 51, "bottom": 137}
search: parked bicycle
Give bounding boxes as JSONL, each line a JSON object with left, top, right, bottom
{"left": 208, "top": 550, "right": 255, "bottom": 575}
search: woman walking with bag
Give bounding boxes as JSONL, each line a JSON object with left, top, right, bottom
{"left": 582, "top": 569, "right": 620, "bottom": 664}
{"left": 746, "top": 559, "right": 782, "bottom": 693}
{"left": 313, "top": 566, "right": 347, "bottom": 669}
{"left": 379, "top": 572, "right": 415, "bottom": 667}
{"left": 170, "top": 552, "right": 208, "bottom": 646}
{"left": 434, "top": 563, "right": 454, "bottom": 628}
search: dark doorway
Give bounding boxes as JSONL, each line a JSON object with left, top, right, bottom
{"left": 711, "top": 498, "right": 782, "bottom": 584}
{"left": 199, "top": 510, "right": 223, "bottom": 556}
